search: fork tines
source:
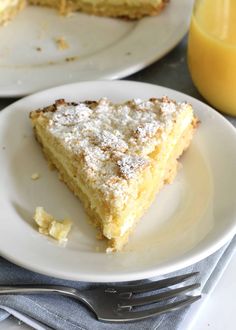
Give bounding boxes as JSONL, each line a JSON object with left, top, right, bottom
{"left": 108, "top": 272, "right": 200, "bottom": 294}
{"left": 104, "top": 272, "right": 201, "bottom": 322}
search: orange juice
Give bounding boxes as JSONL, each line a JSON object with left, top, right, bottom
{"left": 188, "top": 0, "right": 236, "bottom": 116}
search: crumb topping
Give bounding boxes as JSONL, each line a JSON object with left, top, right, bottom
{"left": 117, "top": 155, "right": 149, "bottom": 179}
{"left": 38, "top": 97, "right": 192, "bottom": 206}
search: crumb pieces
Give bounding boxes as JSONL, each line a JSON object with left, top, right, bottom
{"left": 34, "top": 207, "right": 53, "bottom": 229}
{"left": 2, "top": 146, "right": 6, "bottom": 150}
{"left": 65, "top": 56, "right": 77, "bottom": 62}
{"left": 33, "top": 207, "right": 72, "bottom": 242}
{"left": 36, "top": 47, "right": 42, "bottom": 52}
{"left": 126, "top": 52, "right": 131, "bottom": 55}
{"left": 49, "top": 219, "right": 72, "bottom": 241}
{"left": 55, "top": 36, "right": 69, "bottom": 50}
{"left": 31, "top": 173, "right": 40, "bottom": 180}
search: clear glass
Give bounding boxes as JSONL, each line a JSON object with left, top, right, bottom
{"left": 188, "top": 0, "right": 236, "bottom": 116}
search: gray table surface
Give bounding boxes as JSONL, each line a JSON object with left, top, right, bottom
{"left": 1, "top": 36, "right": 236, "bottom": 129}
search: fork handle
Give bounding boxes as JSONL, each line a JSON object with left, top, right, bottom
{"left": 0, "top": 285, "right": 94, "bottom": 317}
{"left": 0, "top": 285, "right": 79, "bottom": 298}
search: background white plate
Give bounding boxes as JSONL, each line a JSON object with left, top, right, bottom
{"left": 0, "top": 0, "right": 193, "bottom": 97}
{"left": 0, "top": 81, "right": 236, "bottom": 282}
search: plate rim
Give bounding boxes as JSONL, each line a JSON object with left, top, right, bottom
{"left": 0, "top": 80, "right": 236, "bottom": 282}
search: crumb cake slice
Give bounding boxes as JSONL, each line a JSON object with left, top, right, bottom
{"left": 29, "top": 0, "right": 169, "bottom": 19}
{"left": 30, "top": 97, "right": 198, "bottom": 252}
{"left": 0, "top": 0, "right": 26, "bottom": 25}
{"left": 0, "top": 0, "right": 169, "bottom": 24}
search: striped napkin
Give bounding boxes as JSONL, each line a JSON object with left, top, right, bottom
{"left": 0, "top": 235, "right": 235, "bottom": 330}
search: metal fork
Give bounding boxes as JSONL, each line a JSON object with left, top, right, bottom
{"left": 0, "top": 272, "right": 201, "bottom": 322}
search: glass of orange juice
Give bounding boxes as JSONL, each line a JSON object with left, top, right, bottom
{"left": 188, "top": 0, "right": 236, "bottom": 116}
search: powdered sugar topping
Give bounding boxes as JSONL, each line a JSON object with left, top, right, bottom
{"left": 117, "top": 155, "right": 149, "bottom": 179}
{"left": 42, "top": 96, "right": 192, "bottom": 206}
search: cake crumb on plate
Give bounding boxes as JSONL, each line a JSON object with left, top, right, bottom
{"left": 31, "top": 172, "right": 40, "bottom": 180}
{"left": 55, "top": 37, "right": 69, "bottom": 50}
{"left": 33, "top": 207, "right": 72, "bottom": 242}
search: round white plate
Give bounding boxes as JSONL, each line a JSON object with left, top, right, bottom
{"left": 0, "top": 0, "right": 193, "bottom": 97}
{"left": 0, "top": 81, "right": 236, "bottom": 282}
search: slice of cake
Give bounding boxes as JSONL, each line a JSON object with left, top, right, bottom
{"left": 0, "top": 0, "right": 169, "bottom": 24}
{"left": 30, "top": 97, "right": 198, "bottom": 252}
{"left": 30, "top": 0, "right": 169, "bottom": 19}
{"left": 0, "top": 0, "right": 26, "bottom": 25}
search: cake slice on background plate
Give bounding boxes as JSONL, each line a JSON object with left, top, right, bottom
{"left": 30, "top": 96, "right": 198, "bottom": 252}
{"left": 0, "top": 0, "right": 26, "bottom": 25}
{"left": 0, "top": 0, "right": 169, "bottom": 25}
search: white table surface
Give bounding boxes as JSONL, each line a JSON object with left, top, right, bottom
{"left": 0, "top": 249, "right": 235, "bottom": 330}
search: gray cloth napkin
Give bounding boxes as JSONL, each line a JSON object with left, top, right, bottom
{"left": 0, "top": 235, "right": 235, "bottom": 330}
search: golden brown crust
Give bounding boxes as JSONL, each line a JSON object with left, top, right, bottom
{"left": 30, "top": 0, "right": 169, "bottom": 18}
{"left": 29, "top": 100, "right": 75, "bottom": 119}
{"left": 66, "top": 0, "right": 169, "bottom": 19}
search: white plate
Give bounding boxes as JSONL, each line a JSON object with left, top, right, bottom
{"left": 0, "top": 0, "right": 193, "bottom": 97}
{"left": 0, "top": 80, "right": 236, "bottom": 282}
